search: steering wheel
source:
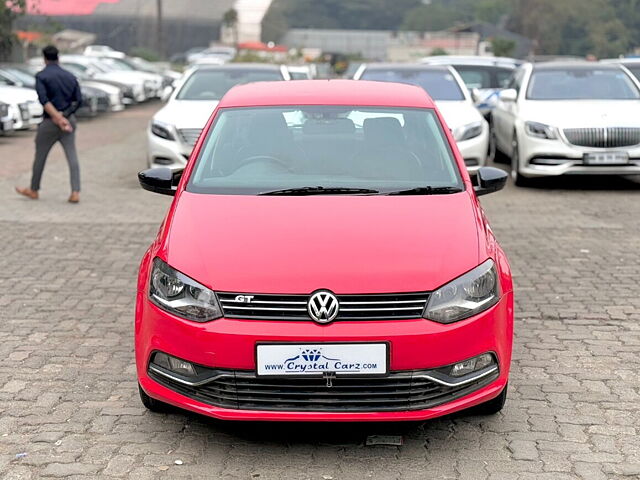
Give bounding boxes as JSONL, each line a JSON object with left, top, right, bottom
{"left": 235, "top": 155, "right": 292, "bottom": 172}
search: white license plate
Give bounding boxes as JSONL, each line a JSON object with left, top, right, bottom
{"left": 584, "top": 152, "right": 629, "bottom": 165}
{"left": 256, "top": 343, "right": 388, "bottom": 376}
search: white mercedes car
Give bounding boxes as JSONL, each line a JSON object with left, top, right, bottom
{"left": 354, "top": 63, "right": 489, "bottom": 171}
{"left": 148, "top": 64, "right": 289, "bottom": 169}
{"left": 0, "top": 85, "right": 42, "bottom": 130}
{"left": 492, "top": 62, "right": 640, "bottom": 185}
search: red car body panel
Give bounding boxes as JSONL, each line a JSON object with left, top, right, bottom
{"left": 136, "top": 80, "right": 514, "bottom": 421}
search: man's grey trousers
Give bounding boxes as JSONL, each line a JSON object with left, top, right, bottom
{"left": 30, "top": 116, "right": 80, "bottom": 192}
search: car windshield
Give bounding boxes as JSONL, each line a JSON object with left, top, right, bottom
{"left": 2, "top": 68, "right": 35, "bottom": 87}
{"left": 527, "top": 68, "right": 640, "bottom": 100}
{"left": 454, "top": 66, "right": 514, "bottom": 89}
{"left": 359, "top": 69, "right": 465, "bottom": 101}
{"left": 176, "top": 69, "right": 284, "bottom": 101}
{"left": 188, "top": 106, "right": 463, "bottom": 195}
{"left": 623, "top": 65, "right": 640, "bottom": 82}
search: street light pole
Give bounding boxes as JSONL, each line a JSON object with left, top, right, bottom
{"left": 156, "top": 0, "right": 164, "bottom": 59}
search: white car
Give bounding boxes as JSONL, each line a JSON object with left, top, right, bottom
{"left": 187, "top": 46, "right": 237, "bottom": 65}
{"left": 148, "top": 64, "right": 289, "bottom": 169}
{"left": 58, "top": 56, "right": 149, "bottom": 102}
{"left": 600, "top": 58, "right": 640, "bottom": 83}
{"left": 0, "top": 101, "right": 13, "bottom": 134}
{"left": 83, "top": 45, "right": 126, "bottom": 59}
{"left": 354, "top": 63, "right": 489, "bottom": 171}
{"left": 420, "top": 56, "right": 520, "bottom": 119}
{"left": 491, "top": 62, "right": 640, "bottom": 185}
{"left": 287, "top": 65, "right": 313, "bottom": 80}
{"left": 0, "top": 85, "right": 43, "bottom": 130}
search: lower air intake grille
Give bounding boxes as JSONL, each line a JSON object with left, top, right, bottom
{"left": 149, "top": 368, "right": 499, "bottom": 412}
{"left": 217, "top": 292, "right": 430, "bottom": 321}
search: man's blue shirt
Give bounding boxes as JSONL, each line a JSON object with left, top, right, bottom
{"left": 35, "top": 63, "right": 82, "bottom": 118}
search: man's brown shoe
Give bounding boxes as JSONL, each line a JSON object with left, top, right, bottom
{"left": 15, "top": 187, "right": 38, "bottom": 200}
{"left": 68, "top": 192, "right": 80, "bottom": 204}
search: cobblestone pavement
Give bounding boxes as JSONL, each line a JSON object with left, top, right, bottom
{"left": 1, "top": 102, "right": 639, "bottom": 479}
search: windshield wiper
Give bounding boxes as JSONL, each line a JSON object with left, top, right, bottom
{"left": 259, "top": 186, "right": 380, "bottom": 196}
{"left": 383, "top": 186, "right": 463, "bottom": 195}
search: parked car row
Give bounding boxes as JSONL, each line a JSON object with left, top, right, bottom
{"left": 0, "top": 53, "right": 181, "bottom": 138}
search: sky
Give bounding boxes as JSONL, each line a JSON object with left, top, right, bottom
{"left": 27, "top": 0, "right": 121, "bottom": 15}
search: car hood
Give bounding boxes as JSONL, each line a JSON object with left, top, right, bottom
{"left": 522, "top": 100, "right": 640, "bottom": 128}
{"left": 163, "top": 192, "right": 481, "bottom": 294}
{"left": 435, "top": 100, "right": 483, "bottom": 130}
{"left": 153, "top": 99, "right": 219, "bottom": 129}
{"left": 0, "top": 86, "right": 38, "bottom": 102}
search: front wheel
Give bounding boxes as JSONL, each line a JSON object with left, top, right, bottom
{"left": 139, "top": 384, "right": 171, "bottom": 413}
{"left": 511, "top": 134, "right": 532, "bottom": 187}
{"left": 470, "top": 383, "right": 508, "bottom": 415}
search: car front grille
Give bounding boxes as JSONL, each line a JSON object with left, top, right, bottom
{"left": 563, "top": 127, "right": 640, "bottom": 148}
{"left": 149, "top": 368, "right": 499, "bottom": 412}
{"left": 178, "top": 128, "right": 202, "bottom": 147}
{"left": 217, "top": 292, "right": 430, "bottom": 321}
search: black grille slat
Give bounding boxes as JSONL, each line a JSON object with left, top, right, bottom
{"left": 217, "top": 292, "right": 429, "bottom": 321}
{"left": 149, "top": 369, "right": 499, "bottom": 412}
{"left": 564, "top": 127, "right": 640, "bottom": 148}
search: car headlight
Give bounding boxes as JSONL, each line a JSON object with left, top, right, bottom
{"left": 150, "top": 120, "right": 175, "bottom": 141}
{"left": 423, "top": 259, "right": 500, "bottom": 323}
{"left": 525, "top": 121, "right": 557, "bottom": 139}
{"left": 453, "top": 121, "right": 484, "bottom": 142}
{"left": 149, "top": 258, "right": 222, "bottom": 322}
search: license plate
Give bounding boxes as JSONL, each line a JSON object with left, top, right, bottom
{"left": 584, "top": 152, "right": 629, "bottom": 165}
{"left": 256, "top": 343, "right": 388, "bottom": 376}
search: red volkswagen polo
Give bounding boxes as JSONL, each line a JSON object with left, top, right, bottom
{"left": 136, "top": 80, "right": 513, "bottom": 421}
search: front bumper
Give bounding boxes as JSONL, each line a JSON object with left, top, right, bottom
{"left": 518, "top": 131, "right": 640, "bottom": 177}
{"left": 136, "top": 290, "right": 513, "bottom": 421}
{"left": 457, "top": 124, "right": 489, "bottom": 172}
{"left": 147, "top": 129, "right": 191, "bottom": 169}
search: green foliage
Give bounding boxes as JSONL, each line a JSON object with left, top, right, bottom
{"left": 264, "top": 0, "right": 640, "bottom": 58}
{"left": 0, "top": 0, "right": 26, "bottom": 61}
{"left": 430, "top": 47, "right": 449, "bottom": 56}
{"left": 490, "top": 37, "right": 515, "bottom": 57}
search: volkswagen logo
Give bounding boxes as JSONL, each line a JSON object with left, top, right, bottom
{"left": 307, "top": 290, "right": 339, "bottom": 324}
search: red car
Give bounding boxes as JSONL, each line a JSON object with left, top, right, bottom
{"left": 136, "top": 80, "right": 513, "bottom": 421}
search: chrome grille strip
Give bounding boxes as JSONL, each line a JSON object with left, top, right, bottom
{"left": 178, "top": 128, "right": 202, "bottom": 147}
{"left": 216, "top": 292, "right": 429, "bottom": 321}
{"left": 563, "top": 127, "right": 640, "bottom": 148}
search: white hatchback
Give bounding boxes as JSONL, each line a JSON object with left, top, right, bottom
{"left": 354, "top": 63, "right": 489, "bottom": 172}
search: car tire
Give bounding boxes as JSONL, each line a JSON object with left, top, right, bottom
{"left": 511, "top": 133, "right": 532, "bottom": 187}
{"left": 138, "top": 384, "right": 170, "bottom": 413}
{"left": 471, "top": 383, "right": 508, "bottom": 415}
{"left": 489, "top": 128, "right": 507, "bottom": 164}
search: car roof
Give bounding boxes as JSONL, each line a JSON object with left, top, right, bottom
{"left": 362, "top": 63, "right": 450, "bottom": 72}
{"left": 532, "top": 61, "right": 624, "bottom": 71}
{"left": 190, "top": 63, "right": 282, "bottom": 71}
{"left": 421, "top": 55, "right": 520, "bottom": 67}
{"left": 218, "top": 79, "right": 435, "bottom": 109}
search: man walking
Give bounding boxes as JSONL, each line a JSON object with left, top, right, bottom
{"left": 15, "top": 45, "right": 82, "bottom": 203}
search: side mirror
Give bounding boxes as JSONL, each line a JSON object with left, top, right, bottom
{"left": 474, "top": 167, "right": 508, "bottom": 196}
{"left": 161, "top": 85, "right": 173, "bottom": 102}
{"left": 138, "top": 167, "right": 182, "bottom": 196}
{"left": 499, "top": 88, "right": 517, "bottom": 102}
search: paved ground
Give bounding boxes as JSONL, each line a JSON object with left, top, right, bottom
{"left": 0, "top": 103, "right": 639, "bottom": 479}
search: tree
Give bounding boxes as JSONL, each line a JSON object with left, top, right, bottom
{"left": 223, "top": 8, "right": 239, "bottom": 46}
{"left": 490, "top": 37, "right": 515, "bottom": 57}
{"left": 0, "top": 0, "right": 27, "bottom": 61}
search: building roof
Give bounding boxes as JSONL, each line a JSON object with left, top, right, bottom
{"left": 219, "top": 79, "right": 435, "bottom": 108}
